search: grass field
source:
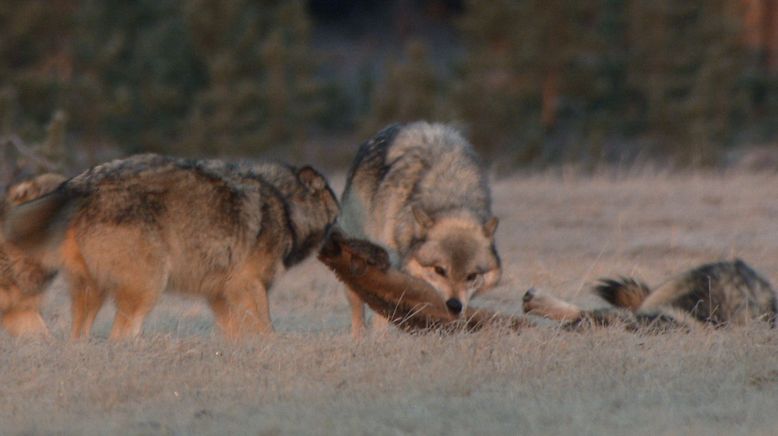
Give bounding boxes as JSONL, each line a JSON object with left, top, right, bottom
{"left": 2, "top": 171, "right": 778, "bottom": 435}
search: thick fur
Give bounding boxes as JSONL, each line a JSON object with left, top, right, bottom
{"left": 522, "top": 288, "right": 686, "bottom": 333}
{"left": 523, "top": 259, "right": 777, "bottom": 331}
{"left": 0, "top": 173, "right": 66, "bottom": 336}
{"left": 3, "top": 154, "right": 339, "bottom": 339}
{"left": 339, "top": 122, "right": 502, "bottom": 336}
{"left": 593, "top": 278, "right": 651, "bottom": 312}
{"left": 319, "top": 231, "right": 529, "bottom": 333}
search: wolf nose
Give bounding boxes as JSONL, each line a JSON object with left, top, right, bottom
{"left": 446, "top": 298, "right": 463, "bottom": 314}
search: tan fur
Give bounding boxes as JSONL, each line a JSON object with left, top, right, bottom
{"left": 0, "top": 173, "right": 66, "bottom": 336}
{"left": 319, "top": 231, "right": 529, "bottom": 333}
{"left": 339, "top": 122, "right": 502, "bottom": 336}
{"left": 523, "top": 260, "right": 777, "bottom": 331}
{"left": 3, "top": 155, "right": 339, "bottom": 340}
{"left": 522, "top": 288, "right": 583, "bottom": 322}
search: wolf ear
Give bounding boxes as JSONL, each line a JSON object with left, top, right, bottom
{"left": 297, "top": 166, "right": 327, "bottom": 192}
{"left": 483, "top": 216, "right": 499, "bottom": 238}
{"left": 412, "top": 206, "right": 434, "bottom": 231}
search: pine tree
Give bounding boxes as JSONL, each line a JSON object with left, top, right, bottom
{"left": 626, "top": 0, "right": 748, "bottom": 164}
{"left": 180, "top": 0, "right": 322, "bottom": 155}
{"left": 360, "top": 39, "right": 440, "bottom": 135}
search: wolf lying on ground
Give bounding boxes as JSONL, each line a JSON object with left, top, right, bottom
{"left": 3, "top": 154, "right": 339, "bottom": 339}
{"left": 338, "top": 122, "right": 502, "bottom": 337}
{"left": 1, "top": 173, "right": 67, "bottom": 336}
{"left": 319, "top": 230, "right": 529, "bottom": 333}
{"left": 523, "top": 259, "right": 777, "bottom": 331}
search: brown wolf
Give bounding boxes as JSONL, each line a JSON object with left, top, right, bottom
{"left": 319, "top": 230, "right": 528, "bottom": 333}
{"left": 523, "top": 259, "right": 777, "bottom": 331}
{"left": 338, "top": 122, "right": 501, "bottom": 336}
{"left": 3, "top": 154, "right": 339, "bottom": 339}
{"left": 0, "top": 173, "right": 66, "bottom": 336}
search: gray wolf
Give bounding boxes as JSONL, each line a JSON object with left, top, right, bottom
{"left": 523, "top": 259, "right": 777, "bottom": 331}
{"left": 319, "top": 230, "right": 527, "bottom": 333}
{"left": 338, "top": 122, "right": 501, "bottom": 336}
{"left": 3, "top": 154, "right": 339, "bottom": 339}
{"left": 0, "top": 173, "right": 66, "bottom": 336}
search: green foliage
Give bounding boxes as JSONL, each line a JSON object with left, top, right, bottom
{"left": 445, "top": 0, "right": 758, "bottom": 165}
{"left": 180, "top": 0, "right": 322, "bottom": 154}
{"left": 625, "top": 0, "right": 749, "bottom": 164}
{"left": 0, "top": 0, "right": 323, "bottom": 156}
{"left": 360, "top": 40, "right": 441, "bottom": 136}
{"left": 0, "top": 1, "right": 774, "bottom": 167}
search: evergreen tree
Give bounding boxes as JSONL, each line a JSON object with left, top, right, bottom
{"left": 360, "top": 39, "right": 440, "bottom": 135}
{"left": 180, "top": 0, "right": 322, "bottom": 155}
{"left": 626, "top": 0, "right": 748, "bottom": 164}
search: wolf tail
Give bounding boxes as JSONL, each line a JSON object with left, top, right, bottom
{"left": 593, "top": 277, "right": 652, "bottom": 312}
{"left": 2, "top": 188, "right": 80, "bottom": 256}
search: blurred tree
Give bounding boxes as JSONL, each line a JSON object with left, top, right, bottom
{"left": 360, "top": 39, "right": 441, "bottom": 135}
{"left": 180, "top": 0, "right": 323, "bottom": 155}
{"left": 451, "top": 0, "right": 607, "bottom": 162}
{"left": 626, "top": 0, "right": 748, "bottom": 165}
{"left": 70, "top": 0, "right": 206, "bottom": 152}
{"left": 0, "top": 0, "right": 774, "bottom": 167}
{"left": 0, "top": 0, "right": 75, "bottom": 138}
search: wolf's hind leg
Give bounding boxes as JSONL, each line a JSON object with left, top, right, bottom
{"left": 370, "top": 312, "right": 390, "bottom": 333}
{"left": 109, "top": 286, "right": 160, "bottom": 340}
{"left": 345, "top": 286, "right": 366, "bottom": 339}
{"left": 637, "top": 281, "right": 684, "bottom": 312}
{"left": 1, "top": 292, "right": 48, "bottom": 337}
{"left": 68, "top": 274, "right": 106, "bottom": 339}
{"left": 208, "top": 294, "right": 238, "bottom": 339}
{"left": 522, "top": 288, "right": 584, "bottom": 322}
{"left": 62, "top": 229, "right": 109, "bottom": 339}
{"left": 214, "top": 280, "right": 273, "bottom": 339}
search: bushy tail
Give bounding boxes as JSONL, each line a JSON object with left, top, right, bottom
{"left": 2, "top": 189, "right": 78, "bottom": 254}
{"left": 593, "top": 277, "right": 652, "bottom": 312}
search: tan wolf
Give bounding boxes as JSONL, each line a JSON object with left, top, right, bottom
{"left": 523, "top": 259, "right": 777, "bottom": 331}
{"left": 318, "top": 230, "right": 528, "bottom": 333}
{"left": 3, "top": 154, "right": 339, "bottom": 339}
{"left": 338, "top": 122, "right": 501, "bottom": 336}
{"left": 1, "top": 173, "right": 66, "bottom": 336}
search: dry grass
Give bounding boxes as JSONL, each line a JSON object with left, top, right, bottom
{"left": 2, "top": 170, "right": 778, "bottom": 435}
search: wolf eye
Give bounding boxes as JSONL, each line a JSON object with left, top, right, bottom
{"left": 434, "top": 266, "right": 447, "bottom": 277}
{"left": 466, "top": 272, "right": 479, "bottom": 282}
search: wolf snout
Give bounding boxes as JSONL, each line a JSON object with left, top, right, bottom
{"left": 445, "top": 298, "right": 463, "bottom": 315}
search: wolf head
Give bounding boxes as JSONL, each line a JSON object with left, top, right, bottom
{"left": 282, "top": 165, "right": 341, "bottom": 267}
{"left": 403, "top": 207, "right": 501, "bottom": 315}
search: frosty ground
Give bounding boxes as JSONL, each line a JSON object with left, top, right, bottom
{"left": 2, "top": 171, "right": 777, "bottom": 435}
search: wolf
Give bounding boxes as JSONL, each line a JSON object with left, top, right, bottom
{"left": 0, "top": 173, "right": 67, "bottom": 336}
{"left": 338, "top": 122, "right": 501, "bottom": 336}
{"left": 319, "top": 230, "right": 528, "bottom": 333}
{"left": 522, "top": 259, "right": 777, "bottom": 331}
{"left": 3, "top": 154, "right": 339, "bottom": 339}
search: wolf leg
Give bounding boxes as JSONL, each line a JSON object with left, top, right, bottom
{"left": 252, "top": 283, "right": 273, "bottom": 335}
{"left": 637, "top": 281, "right": 684, "bottom": 312}
{"left": 370, "top": 312, "right": 390, "bottom": 333}
{"left": 70, "top": 288, "right": 106, "bottom": 339}
{"left": 215, "top": 281, "right": 273, "bottom": 338}
{"left": 208, "top": 295, "right": 238, "bottom": 339}
{"left": 68, "top": 272, "right": 106, "bottom": 339}
{"left": 109, "top": 286, "right": 159, "bottom": 340}
{"left": 62, "top": 229, "right": 108, "bottom": 339}
{"left": 345, "top": 286, "right": 366, "bottom": 338}
{"left": 522, "top": 288, "right": 583, "bottom": 321}
{"left": 2, "top": 307, "right": 48, "bottom": 337}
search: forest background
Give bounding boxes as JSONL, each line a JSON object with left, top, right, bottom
{"left": 1, "top": 0, "right": 777, "bottom": 173}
